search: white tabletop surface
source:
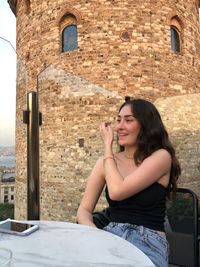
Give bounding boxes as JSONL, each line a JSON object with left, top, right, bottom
{"left": 0, "top": 220, "right": 155, "bottom": 267}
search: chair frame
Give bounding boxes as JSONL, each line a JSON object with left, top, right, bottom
{"left": 166, "top": 188, "right": 200, "bottom": 267}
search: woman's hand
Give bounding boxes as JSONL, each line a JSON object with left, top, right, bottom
{"left": 99, "top": 122, "right": 114, "bottom": 149}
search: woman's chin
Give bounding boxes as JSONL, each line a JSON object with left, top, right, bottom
{"left": 118, "top": 140, "right": 126, "bottom": 146}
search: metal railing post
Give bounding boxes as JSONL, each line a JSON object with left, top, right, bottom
{"left": 24, "top": 91, "right": 40, "bottom": 220}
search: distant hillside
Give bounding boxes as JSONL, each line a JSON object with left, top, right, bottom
{"left": 0, "top": 146, "right": 15, "bottom": 156}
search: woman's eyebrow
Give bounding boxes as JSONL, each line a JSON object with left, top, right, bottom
{"left": 117, "top": 115, "right": 134, "bottom": 118}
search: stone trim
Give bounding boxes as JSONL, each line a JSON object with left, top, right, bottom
{"left": 55, "top": 5, "right": 82, "bottom": 26}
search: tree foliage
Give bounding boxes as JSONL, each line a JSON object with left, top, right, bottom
{"left": 0, "top": 203, "right": 14, "bottom": 220}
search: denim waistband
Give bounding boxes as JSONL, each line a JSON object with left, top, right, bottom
{"left": 107, "top": 222, "right": 164, "bottom": 236}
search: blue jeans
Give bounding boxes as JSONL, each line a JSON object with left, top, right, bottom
{"left": 103, "top": 222, "right": 169, "bottom": 267}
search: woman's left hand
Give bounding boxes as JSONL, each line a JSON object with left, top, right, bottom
{"left": 99, "top": 122, "right": 114, "bottom": 148}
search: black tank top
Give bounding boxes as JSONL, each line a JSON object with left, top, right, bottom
{"left": 105, "top": 182, "right": 167, "bottom": 231}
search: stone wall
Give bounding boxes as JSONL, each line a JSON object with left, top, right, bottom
{"left": 11, "top": 0, "right": 200, "bottom": 221}
{"left": 15, "top": 0, "right": 200, "bottom": 96}
{"left": 155, "top": 93, "right": 200, "bottom": 198}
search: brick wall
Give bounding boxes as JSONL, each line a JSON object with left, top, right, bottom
{"left": 11, "top": 0, "right": 200, "bottom": 221}
{"left": 155, "top": 94, "right": 200, "bottom": 197}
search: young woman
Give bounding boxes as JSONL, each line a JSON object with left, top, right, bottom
{"left": 77, "top": 98, "right": 181, "bottom": 267}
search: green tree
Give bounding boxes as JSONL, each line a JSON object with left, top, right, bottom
{"left": 0, "top": 203, "right": 14, "bottom": 220}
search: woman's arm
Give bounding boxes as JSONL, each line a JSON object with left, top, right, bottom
{"left": 77, "top": 157, "right": 106, "bottom": 227}
{"left": 104, "top": 149, "right": 171, "bottom": 201}
{"left": 99, "top": 122, "right": 171, "bottom": 201}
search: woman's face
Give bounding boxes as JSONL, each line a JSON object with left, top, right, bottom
{"left": 115, "top": 105, "right": 141, "bottom": 147}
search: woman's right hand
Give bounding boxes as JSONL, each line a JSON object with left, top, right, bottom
{"left": 77, "top": 206, "right": 97, "bottom": 228}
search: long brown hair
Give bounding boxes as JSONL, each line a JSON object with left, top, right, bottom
{"left": 119, "top": 98, "right": 181, "bottom": 195}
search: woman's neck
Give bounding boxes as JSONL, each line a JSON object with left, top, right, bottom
{"left": 123, "top": 146, "right": 137, "bottom": 159}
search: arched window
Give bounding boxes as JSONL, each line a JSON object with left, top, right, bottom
{"left": 170, "top": 16, "right": 183, "bottom": 53}
{"left": 170, "top": 26, "right": 180, "bottom": 52}
{"left": 62, "top": 24, "right": 78, "bottom": 52}
{"left": 199, "top": 0, "right": 200, "bottom": 21}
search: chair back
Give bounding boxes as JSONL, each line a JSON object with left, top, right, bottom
{"left": 166, "top": 188, "right": 200, "bottom": 267}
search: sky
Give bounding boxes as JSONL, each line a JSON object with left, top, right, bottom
{"left": 0, "top": 0, "right": 16, "bottom": 147}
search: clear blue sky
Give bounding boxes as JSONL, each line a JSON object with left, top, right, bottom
{"left": 0, "top": 0, "right": 16, "bottom": 147}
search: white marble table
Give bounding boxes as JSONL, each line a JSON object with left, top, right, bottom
{"left": 0, "top": 220, "right": 155, "bottom": 266}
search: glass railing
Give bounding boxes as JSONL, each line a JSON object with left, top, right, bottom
{"left": 0, "top": 37, "right": 17, "bottom": 206}
{"left": 0, "top": 1, "right": 17, "bottom": 208}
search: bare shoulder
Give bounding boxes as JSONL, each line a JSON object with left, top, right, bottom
{"left": 152, "top": 149, "right": 172, "bottom": 162}
{"left": 88, "top": 156, "right": 105, "bottom": 180}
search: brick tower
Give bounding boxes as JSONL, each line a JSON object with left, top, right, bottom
{"left": 9, "top": 0, "right": 200, "bottom": 221}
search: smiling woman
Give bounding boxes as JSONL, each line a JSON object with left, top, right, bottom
{"left": 77, "top": 98, "right": 181, "bottom": 267}
{"left": 0, "top": 1, "right": 16, "bottom": 146}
